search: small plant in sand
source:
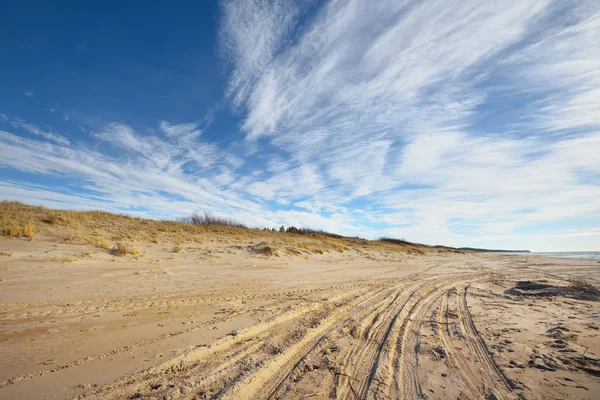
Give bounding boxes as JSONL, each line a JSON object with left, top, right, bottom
{"left": 568, "top": 279, "right": 596, "bottom": 290}
{"left": 248, "top": 242, "right": 279, "bottom": 257}
{"left": 110, "top": 242, "right": 128, "bottom": 256}
{"left": 95, "top": 237, "right": 112, "bottom": 250}
{"left": 110, "top": 242, "right": 141, "bottom": 256}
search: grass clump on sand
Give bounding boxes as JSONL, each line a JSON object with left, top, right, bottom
{"left": 1, "top": 219, "right": 35, "bottom": 239}
{"left": 110, "top": 242, "right": 142, "bottom": 257}
{"left": 95, "top": 237, "right": 112, "bottom": 250}
{"left": 248, "top": 242, "right": 279, "bottom": 257}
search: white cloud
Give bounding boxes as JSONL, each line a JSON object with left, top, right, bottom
{"left": 246, "top": 164, "right": 324, "bottom": 202}
{"left": 94, "top": 123, "right": 154, "bottom": 154}
{"left": 8, "top": 118, "right": 70, "bottom": 146}
{"left": 219, "top": 0, "right": 302, "bottom": 108}
{"left": 502, "top": 6, "right": 600, "bottom": 134}
{"left": 159, "top": 121, "right": 201, "bottom": 138}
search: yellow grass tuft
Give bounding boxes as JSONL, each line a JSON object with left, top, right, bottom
{"left": 96, "top": 237, "right": 112, "bottom": 249}
{"left": 1, "top": 218, "right": 35, "bottom": 239}
{"left": 110, "top": 242, "right": 129, "bottom": 256}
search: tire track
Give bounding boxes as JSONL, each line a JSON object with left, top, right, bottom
{"left": 257, "top": 275, "right": 482, "bottom": 400}
{"left": 265, "top": 278, "right": 437, "bottom": 400}
{"left": 396, "top": 284, "right": 449, "bottom": 399}
{"left": 457, "top": 284, "right": 513, "bottom": 400}
{"left": 357, "top": 281, "right": 427, "bottom": 399}
{"left": 211, "top": 284, "right": 400, "bottom": 400}
{"left": 437, "top": 289, "right": 480, "bottom": 399}
{"left": 258, "top": 275, "right": 481, "bottom": 400}
{"left": 79, "top": 285, "right": 384, "bottom": 399}
{"left": 5, "top": 272, "right": 513, "bottom": 400}
{"left": 2, "top": 283, "right": 378, "bottom": 393}
{"left": 1, "top": 280, "right": 382, "bottom": 321}
{"left": 217, "top": 285, "right": 395, "bottom": 400}
{"left": 394, "top": 276, "right": 488, "bottom": 400}
{"left": 329, "top": 282, "right": 419, "bottom": 400}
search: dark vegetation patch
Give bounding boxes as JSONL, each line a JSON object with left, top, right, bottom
{"left": 180, "top": 212, "right": 247, "bottom": 228}
{"left": 282, "top": 226, "right": 345, "bottom": 238}
{"left": 110, "top": 247, "right": 128, "bottom": 257}
{"left": 378, "top": 237, "right": 420, "bottom": 246}
{"left": 505, "top": 280, "right": 600, "bottom": 301}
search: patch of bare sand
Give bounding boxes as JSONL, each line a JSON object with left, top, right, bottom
{"left": 1, "top": 237, "right": 599, "bottom": 399}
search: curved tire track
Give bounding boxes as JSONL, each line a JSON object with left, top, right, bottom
{"left": 457, "top": 285, "right": 513, "bottom": 400}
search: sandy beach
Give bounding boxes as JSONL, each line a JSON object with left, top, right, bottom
{"left": 1, "top": 208, "right": 599, "bottom": 400}
{"left": 2, "top": 1, "right": 598, "bottom": 398}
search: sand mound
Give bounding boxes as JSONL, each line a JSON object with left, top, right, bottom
{"left": 248, "top": 242, "right": 279, "bottom": 257}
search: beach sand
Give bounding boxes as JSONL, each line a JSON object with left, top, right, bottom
{"left": 1, "top": 232, "right": 599, "bottom": 399}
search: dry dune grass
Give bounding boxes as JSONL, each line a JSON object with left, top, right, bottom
{"left": 0, "top": 201, "right": 459, "bottom": 257}
{"left": 1, "top": 219, "right": 35, "bottom": 239}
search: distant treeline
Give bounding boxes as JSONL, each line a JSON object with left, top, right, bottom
{"left": 458, "top": 247, "right": 530, "bottom": 253}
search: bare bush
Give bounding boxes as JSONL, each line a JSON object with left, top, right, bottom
{"left": 378, "top": 237, "right": 418, "bottom": 246}
{"left": 285, "top": 226, "right": 344, "bottom": 238}
{"left": 181, "top": 212, "right": 246, "bottom": 228}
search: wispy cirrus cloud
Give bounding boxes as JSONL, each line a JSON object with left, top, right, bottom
{"left": 219, "top": 0, "right": 304, "bottom": 108}
{"left": 7, "top": 117, "right": 70, "bottom": 146}
{"left": 159, "top": 121, "right": 202, "bottom": 138}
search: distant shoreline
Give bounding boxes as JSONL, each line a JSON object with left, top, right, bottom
{"left": 458, "top": 247, "right": 530, "bottom": 253}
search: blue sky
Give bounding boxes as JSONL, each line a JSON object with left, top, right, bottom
{"left": 1, "top": 0, "right": 599, "bottom": 251}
